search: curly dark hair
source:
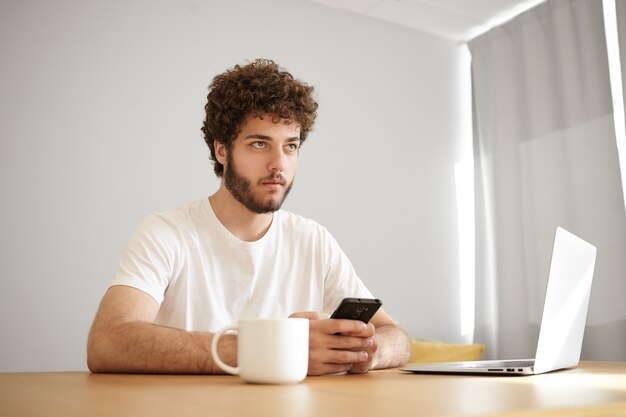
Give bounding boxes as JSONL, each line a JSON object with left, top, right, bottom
{"left": 201, "top": 59, "right": 319, "bottom": 177}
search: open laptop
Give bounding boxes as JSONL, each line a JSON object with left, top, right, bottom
{"left": 402, "top": 227, "right": 596, "bottom": 376}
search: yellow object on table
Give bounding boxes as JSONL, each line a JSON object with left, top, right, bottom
{"left": 410, "top": 339, "right": 485, "bottom": 363}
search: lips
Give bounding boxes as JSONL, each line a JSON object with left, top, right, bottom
{"left": 259, "top": 176, "right": 286, "bottom": 187}
{"left": 261, "top": 182, "right": 284, "bottom": 191}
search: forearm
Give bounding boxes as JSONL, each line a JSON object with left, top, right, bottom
{"left": 87, "top": 320, "right": 236, "bottom": 374}
{"left": 371, "top": 324, "right": 411, "bottom": 370}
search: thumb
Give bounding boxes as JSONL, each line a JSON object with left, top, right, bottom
{"left": 289, "top": 311, "right": 321, "bottom": 320}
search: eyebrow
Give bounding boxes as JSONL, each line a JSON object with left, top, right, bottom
{"left": 245, "top": 134, "right": 301, "bottom": 142}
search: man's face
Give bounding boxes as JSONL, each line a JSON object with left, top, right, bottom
{"left": 222, "top": 115, "right": 301, "bottom": 214}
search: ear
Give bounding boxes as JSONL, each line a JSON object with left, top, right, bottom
{"left": 214, "top": 140, "right": 227, "bottom": 165}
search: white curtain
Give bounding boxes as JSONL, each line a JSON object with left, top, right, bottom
{"left": 469, "top": 0, "right": 626, "bottom": 361}
{"left": 618, "top": 0, "right": 626, "bottom": 103}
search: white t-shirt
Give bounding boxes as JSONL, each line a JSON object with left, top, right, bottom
{"left": 111, "top": 198, "right": 373, "bottom": 332}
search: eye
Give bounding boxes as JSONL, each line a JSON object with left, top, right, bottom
{"left": 252, "top": 141, "right": 266, "bottom": 149}
{"left": 286, "top": 143, "right": 300, "bottom": 152}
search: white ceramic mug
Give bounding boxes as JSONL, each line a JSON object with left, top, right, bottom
{"left": 210, "top": 318, "right": 309, "bottom": 384}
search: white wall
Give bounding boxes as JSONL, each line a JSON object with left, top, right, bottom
{"left": 0, "top": 0, "right": 468, "bottom": 371}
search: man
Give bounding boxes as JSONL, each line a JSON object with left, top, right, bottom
{"left": 87, "top": 59, "right": 410, "bottom": 375}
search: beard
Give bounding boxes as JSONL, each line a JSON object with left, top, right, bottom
{"left": 223, "top": 154, "right": 294, "bottom": 214}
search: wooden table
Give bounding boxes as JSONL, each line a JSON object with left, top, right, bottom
{"left": 1, "top": 362, "right": 625, "bottom": 417}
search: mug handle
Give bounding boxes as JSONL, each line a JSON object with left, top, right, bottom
{"left": 210, "top": 325, "right": 239, "bottom": 375}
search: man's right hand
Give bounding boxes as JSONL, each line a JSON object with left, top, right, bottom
{"left": 289, "top": 311, "right": 376, "bottom": 376}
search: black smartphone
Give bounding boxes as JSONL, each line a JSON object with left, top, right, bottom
{"left": 330, "top": 297, "right": 382, "bottom": 323}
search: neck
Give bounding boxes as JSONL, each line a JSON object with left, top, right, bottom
{"left": 208, "top": 185, "right": 274, "bottom": 242}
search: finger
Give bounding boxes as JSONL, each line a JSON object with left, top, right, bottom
{"left": 308, "top": 346, "right": 361, "bottom": 375}
{"left": 308, "top": 339, "right": 369, "bottom": 363}
{"left": 320, "top": 319, "right": 370, "bottom": 336}
{"left": 324, "top": 349, "right": 370, "bottom": 365}
{"left": 322, "top": 334, "right": 375, "bottom": 350}
{"left": 333, "top": 338, "right": 378, "bottom": 366}
{"left": 347, "top": 361, "right": 372, "bottom": 374}
{"left": 340, "top": 322, "right": 375, "bottom": 337}
{"left": 309, "top": 333, "right": 370, "bottom": 354}
{"left": 348, "top": 339, "right": 378, "bottom": 374}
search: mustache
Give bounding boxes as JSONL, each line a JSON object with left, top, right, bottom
{"left": 258, "top": 174, "right": 287, "bottom": 185}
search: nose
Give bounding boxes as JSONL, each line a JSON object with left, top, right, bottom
{"left": 268, "top": 147, "right": 286, "bottom": 174}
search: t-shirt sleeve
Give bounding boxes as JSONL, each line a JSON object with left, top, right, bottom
{"left": 110, "top": 214, "right": 179, "bottom": 305}
{"left": 320, "top": 227, "right": 374, "bottom": 314}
